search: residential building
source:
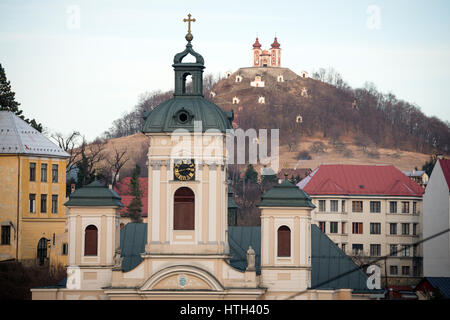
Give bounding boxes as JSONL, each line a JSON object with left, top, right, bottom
{"left": 297, "top": 164, "right": 424, "bottom": 284}
{"left": 402, "top": 170, "right": 429, "bottom": 187}
{"left": 423, "top": 158, "right": 450, "bottom": 277}
{"left": 0, "top": 111, "right": 69, "bottom": 265}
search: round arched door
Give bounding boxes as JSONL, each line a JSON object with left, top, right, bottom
{"left": 37, "top": 238, "right": 48, "bottom": 265}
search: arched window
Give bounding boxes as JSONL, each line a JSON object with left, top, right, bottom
{"left": 37, "top": 238, "right": 48, "bottom": 265}
{"left": 174, "top": 187, "right": 195, "bottom": 230}
{"left": 84, "top": 225, "right": 98, "bottom": 256}
{"left": 182, "top": 73, "right": 193, "bottom": 94}
{"left": 277, "top": 226, "right": 291, "bottom": 257}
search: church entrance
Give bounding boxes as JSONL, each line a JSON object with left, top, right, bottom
{"left": 37, "top": 238, "right": 48, "bottom": 265}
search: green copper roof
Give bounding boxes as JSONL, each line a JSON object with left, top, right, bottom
{"left": 64, "top": 180, "right": 123, "bottom": 207}
{"left": 228, "top": 225, "right": 380, "bottom": 293}
{"left": 142, "top": 97, "right": 233, "bottom": 133}
{"left": 258, "top": 179, "right": 315, "bottom": 208}
{"left": 120, "top": 223, "right": 147, "bottom": 272}
{"left": 142, "top": 35, "right": 233, "bottom": 133}
{"left": 118, "top": 223, "right": 381, "bottom": 293}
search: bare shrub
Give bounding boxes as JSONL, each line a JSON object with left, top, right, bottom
{"left": 297, "top": 150, "right": 312, "bottom": 160}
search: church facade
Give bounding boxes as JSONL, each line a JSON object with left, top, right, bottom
{"left": 31, "top": 18, "right": 378, "bottom": 300}
{"left": 252, "top": 37, "right": 281, "bottom": 67}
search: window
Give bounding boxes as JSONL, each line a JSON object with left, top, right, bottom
{"left": 277, "top": 226, "right": 291, "bottom": 257}
{"left": 390, "top": 265, "right": 398, "bottom": 275}
{"left": 352, "top": 244, "right": 363, "bottom": 254}
{"left": 390, "top": 244, "right": 398, "bottom": 256}
{"left": 174, "top": 187, "right": 195, "bottom": 230}
{"left": 330, "top": 222, "right": 338, "bottom": 234}
{"left": 341, "top": 200, "right": 346, "bottom": 212}
{"left": 29, "top": 194, "right": 36, "bottom": 213}
{"left": 413, "top": 223, "right": 418, "bottom": 236}
{"left": 352, "top": 201, "right": 363, "bottom": 213}
{"left": 341, "top": 243, "right": 346, "bottom": 253}
{"left": 352, "top": 222, "right": 363, "bottom": 234}
{"left": 1, "top": 226, "right": 11, "bottom": 245}
{"left": 401, "top": 245, "right": 410, "bottom": 257}
{"left": 319, "top": 222, "right": 326, "bottom": 233}
{"left": 41, "top": 164, "right": 47, "bottom": 182}
{"left": 62, "top": 243, "right": 68, "bottom": 255}
{"left": 51, "top": 195, "right": 58, "bottom": 214}
{"left": 370, "top": 201, "right": 381, "bottom": 213}
{"left": 330, "top": 200, "right": 338, "bottom": 212}
{"left": 389, "top": 201, "right": 397, "bottom": 213}
{"left": 402, "top": 266, "right": 410, "bottom": 276}
{"left": 52, "top": 164, "right": 58, "bottom": 183}
{"left": 37, "top": 238, "right": 47, "bottom": 265}
{"left": 341, "top": 222, "right": 347, "bottom": 234}
{"left": 318, "top": 200, "right": 326, "bottom": 212}
{"left": 370, "top": 223, "right": 381, "bottom": 234}
{"left": 413, "top": 202, "right": 417, "bottom": 214}
{"left": 370, "top": 244, "right": 381, "bottom": 256}
{"left": 40, "top": 194, "right": 47, "bottom": 213}
{"left": 84, "top": 225, "right": 98, "bottom": 256}
{"left": 413, "top": 245, "right": 418, "bottom": 257}
{"left": 402, "top": 223, "right": 410, "bottom": 235}
{"left": 401, "top": 201, "right": 410, "bottom": 213}
{"left": 29, "top": 162, "right": 36, "bottom": 181}
{"left": 390, "top": 223, "right": 397, "bottom": 235}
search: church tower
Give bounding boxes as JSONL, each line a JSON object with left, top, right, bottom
{"left": 252, "top": 37, "right": 262, "bottom": 66}
{"left": 270, "top": 37, "right": 281, "bottom": 67}
{"left": 258, "top": 177, "right": 315, "bottom": 299}
{"left": 142, "top": 17, "right": 234, "bottom": 257}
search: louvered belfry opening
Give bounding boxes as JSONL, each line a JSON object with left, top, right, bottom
{"left": 277, "top": 226, "right": 291, "bottom": 257}
{"left": 174, "top": 187, "right": 195, "bottom": 230}
{"left": 84, "top": 225, "right": 98, "bottom": 256}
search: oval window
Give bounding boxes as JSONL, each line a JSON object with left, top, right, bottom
{"left": 178, "top": 112, "right": 188, "bottom": 123}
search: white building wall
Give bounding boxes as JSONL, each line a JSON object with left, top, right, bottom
{"left": 310, "top": 195, "right": 423, "bottom": 277}
{"left": 423, "top": 161, "right": 450, "bottom": 277}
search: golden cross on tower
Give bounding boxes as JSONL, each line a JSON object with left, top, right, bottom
{"left": 183, "top": 13, "right": 196, "bottom": 34}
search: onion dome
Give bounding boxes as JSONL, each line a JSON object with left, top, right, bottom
{"left": 271, "top": 37, "right": 280, "bottom": 49}
{"left": 252, "top": 37, "right": 262, "bottom": 48}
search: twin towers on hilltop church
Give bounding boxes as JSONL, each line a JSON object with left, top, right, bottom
{"left": 252, "top": 36, "right": 281, "bottom": 67}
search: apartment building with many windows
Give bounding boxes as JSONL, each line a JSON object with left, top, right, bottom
{"left": 297, "top": 164, "right": 424, "bottom": 283}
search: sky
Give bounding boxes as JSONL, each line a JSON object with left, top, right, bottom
{"left": 1, "top": 0, "right": 449, "bottom": 141}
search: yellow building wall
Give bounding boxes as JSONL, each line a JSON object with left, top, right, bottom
{"left": 0, "top": 155, "right": 19, "bottom": 261}
{"left": 0, "top": 154, "right": 68, "bottom": 264}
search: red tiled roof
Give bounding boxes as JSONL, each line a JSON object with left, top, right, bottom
{"left": 438, "top": 159, "right": 450, "bottom": 189}
{"left": 298, "top": 164, "right": 424, "bottom": 197}
{"left": 114, "top": 177, "right": 149, "bottom": 217}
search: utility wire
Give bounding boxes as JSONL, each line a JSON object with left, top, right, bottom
{"left": 285, "top": 227, "right": 450, "bottom": 300}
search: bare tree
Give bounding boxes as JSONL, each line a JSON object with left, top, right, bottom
{"left": 51, "top": 131, "right": 82, "bottom": 174}
{"left": 105, "top": 147, "right": 129, "bottom": 187}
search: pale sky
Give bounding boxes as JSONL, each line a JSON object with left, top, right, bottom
{"left": 1, "top": 0, "right": 449, "bottom": 141}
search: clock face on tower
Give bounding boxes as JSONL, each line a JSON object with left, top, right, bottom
{"left": 174, "top": 159, "right": 195, "bottom": 181}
